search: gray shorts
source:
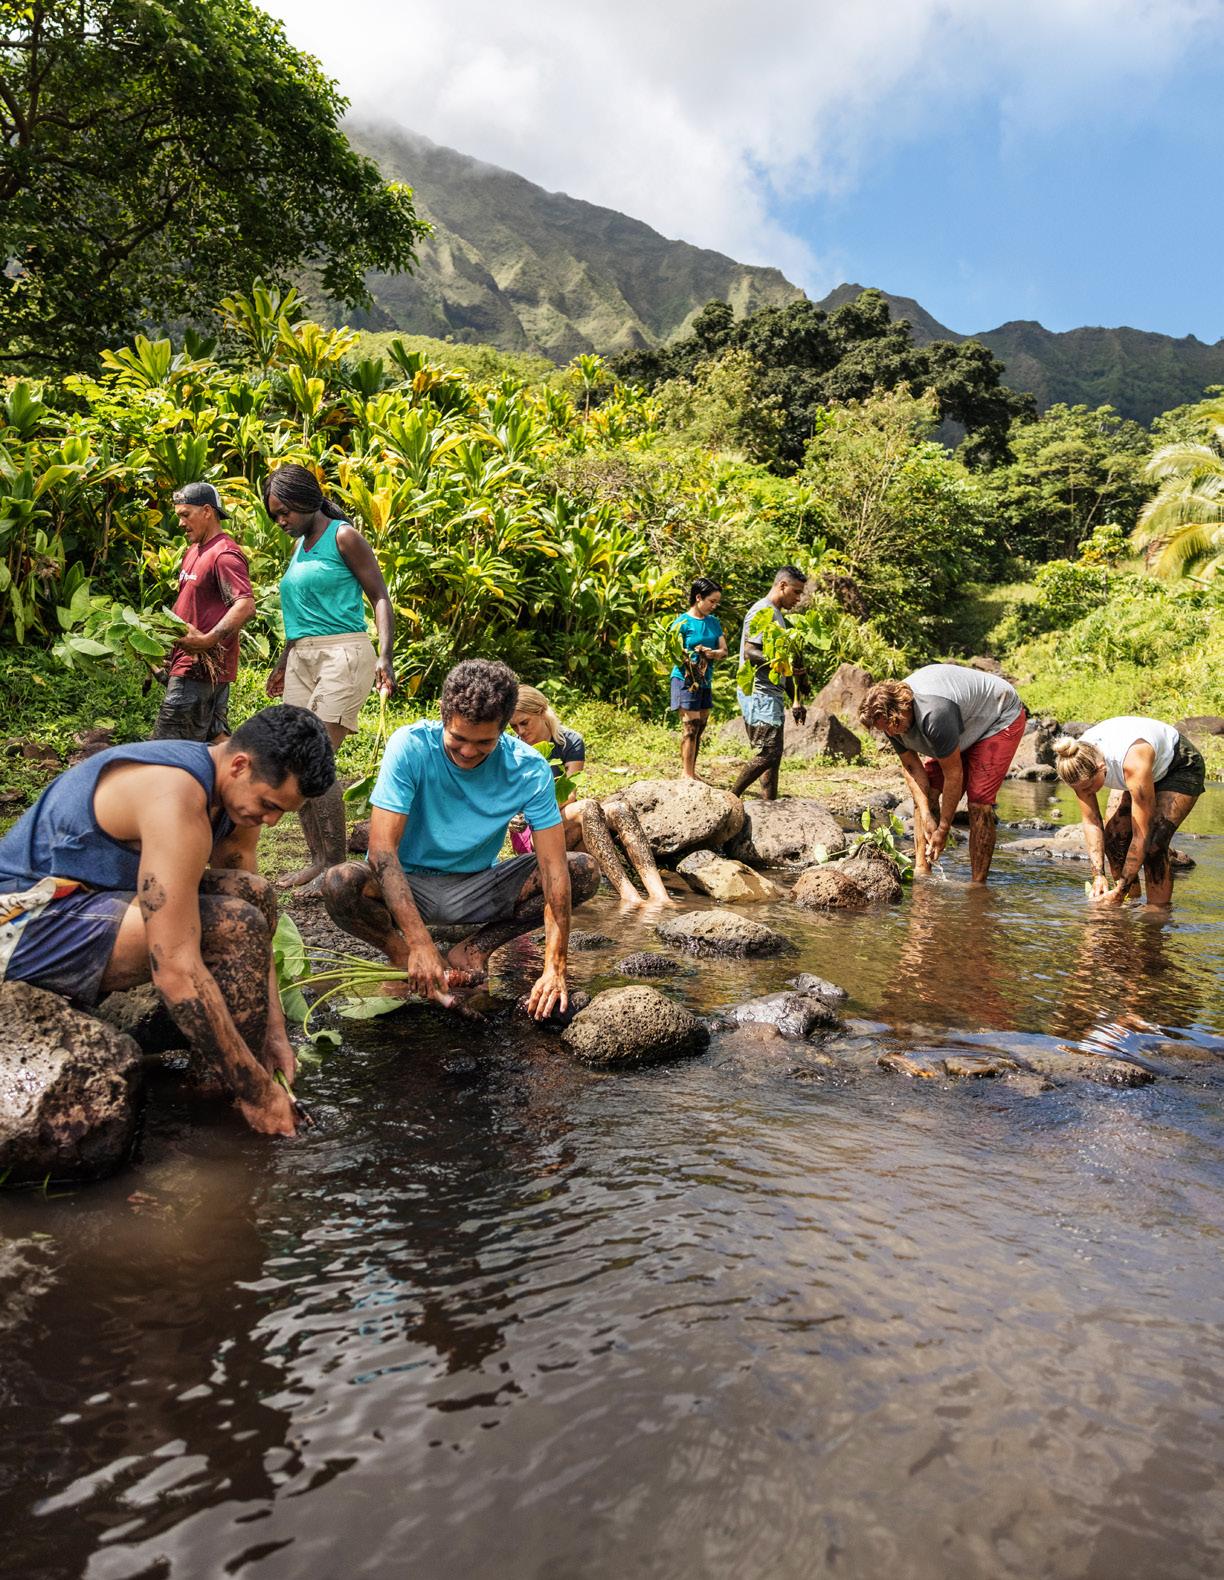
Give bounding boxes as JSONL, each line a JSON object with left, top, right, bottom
{"left": 404, "top": 854, "right": 537, "bottom": 926}
{"left": 153, "top": 677, "right": 231, "bottom": 741}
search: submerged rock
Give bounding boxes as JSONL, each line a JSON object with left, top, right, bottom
{"left": 656, "top": 910, "right": 793, "bottom": 958}
{"left": 532, "top": 928, "right": 616, "bottom": 951}
{"left": 0, "top": 983, "right": 143, "bottom": 1184}
{"left": 729, "top": 991, "right": 841, "bottom": 1038}
{"left": 620, "top": 779, "right": 744, "bottom": 858}
{"left": 725, "top": 797, "right": 848, "bottom": 868}
{"left": 787, "top": 973, "right": 849, "bottom": 1004}
{"left": 676, "top": 851, "right": 781, "bottom": 903}
{"left": 562, "top": 986, "right": 709, "bottom": 1067}
{"left": 876, "top": 1042, "right": 1154, "bottom": 1088}
{"left": 615, "top": 952, "right": 685, "bottom": 978}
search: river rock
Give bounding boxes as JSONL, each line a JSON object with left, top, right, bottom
{"left": 1176, "top": 714, "right": 1224, "bottom": 741}
{"left": 531, "top": 928, "right": 616, "bottom": 951}
{"left": 1003, "top": 825, "right": 1194, "bottom": 869}
{"left": 812, "top": 662, "right": 874, "bottom": 724}
{"left": 348, "top": 820, "right": 370, "bottom": 854}
{"left": 562, "top": 986, "right": 709, "bottom": 1067}
{"left": 0, "top": 983, "right": 143, "bottom": 1184}
{"left": 676, "top": 851, "right": 781, "bottom": 902}
{"left": 615, "top": 952, "right": 685, "bottom": 978}
{"left": 790, "top": 866, "right": 868, "bottom": 910}
{"left": 656, "top": 911, "right": 793, "bottom": 958}
{"left": 729, "top": 991, "right": 841, "bottom": 1038}
{"left": 1006, "top": 717, "right": 1060, "bottom": 781}
{"left": 787, "top": 973, "right": 849, "bottom": 1004}
{"left": 95, "top": 982, "right": 182, "bottom": 1055}
{"left": 840, "top": 851, "right": 905, "bottom": 903}
{"left": 620, "top": 779, "right": 745, "bottom": 858}
{"left": 718, "top": 709, "right": 861, "bottom": 762}
{"left": 726, "top": 797, "right": 849, "bottom": 868}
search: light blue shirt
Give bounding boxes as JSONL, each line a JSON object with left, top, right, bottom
{"left": 371, "top": 721, "right": 561, "bottom": 873}
{"left": 669, "top": 612, "right": 724, "bottom": 680}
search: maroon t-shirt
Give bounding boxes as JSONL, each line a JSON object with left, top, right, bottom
{"left": 169, "top": 531, "right": 253, "bottom": 683}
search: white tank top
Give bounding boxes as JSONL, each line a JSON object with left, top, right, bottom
{"left": 1081, "top": 716, "right": 1179, "bottom": 791}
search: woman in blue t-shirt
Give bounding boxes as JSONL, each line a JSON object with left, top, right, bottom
{"left": 511, "top": 686, "right": 673, "bottom": 907}
{"left": 668, "top": 577, "right": 726, "bottom": 781}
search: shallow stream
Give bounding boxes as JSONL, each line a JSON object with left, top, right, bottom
{"left": 2, "top": 783, "right": 1223, "bottom": 1579}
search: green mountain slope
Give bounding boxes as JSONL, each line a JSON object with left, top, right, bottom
{"left": 347, "top": 123, "right": 804, "bottom": 362}
{"left": 816, "top": 284, "right": 1224, "bottom": 424}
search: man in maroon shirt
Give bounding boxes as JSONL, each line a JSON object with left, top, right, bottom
{"left": 152, "top": 482, "right": 256, "bottom": 741}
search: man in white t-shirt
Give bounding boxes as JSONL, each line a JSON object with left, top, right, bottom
{"left": 1052, "top": 716, "right": 1205, "bottom": 908}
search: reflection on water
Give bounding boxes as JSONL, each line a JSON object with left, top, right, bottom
{"left": 1, "top": 787, "right": 1222, "bottom": 1579}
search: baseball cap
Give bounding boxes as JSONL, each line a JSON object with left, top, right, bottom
{"left": 175, "top": 481, "right": 228, "bottom": 518}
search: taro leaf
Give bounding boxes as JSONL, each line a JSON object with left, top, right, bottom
{"left": 281, "top": 986, "right": 309, "bottom": 1023}
{"left": 336, "top": 994, "right": 404, "bottom": 1020}
{"left": 67, "top": 636, "right": 113, "bottom": 657}
{"left": 860, "top": 808, "right": 872, "bottom": 832}
{"left": 305, "top": 1028, "right": 343, "bottom": 1048}
{"left": 343, "top": 771, "right": 375, "bottom": 816}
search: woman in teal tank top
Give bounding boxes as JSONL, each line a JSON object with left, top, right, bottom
{"left": 264, "top": 464, "right": 396, "bottom": 890}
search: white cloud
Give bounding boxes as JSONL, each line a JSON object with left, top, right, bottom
{"left": 263, "top": 0, "right": 1222, "bottom": 291}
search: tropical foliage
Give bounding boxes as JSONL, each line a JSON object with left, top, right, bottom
{"left": 1133, "top": 395, "right": 1224, "bottom": 580}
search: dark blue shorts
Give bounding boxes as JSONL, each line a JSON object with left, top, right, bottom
{"left": 6, "top": 888, "right": 133, "bottom": 1006}
{"left": 670, "top": 676, "right": 714, "bottom": 712}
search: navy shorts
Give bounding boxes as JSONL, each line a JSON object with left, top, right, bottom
{"left": 670, "top": 676, "right": 714, "bottom": 711}
{"left": 6, "top": 888, "right": 133, "bottom": 1006}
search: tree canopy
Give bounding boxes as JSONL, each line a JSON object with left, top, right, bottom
{"left": 616, "top": 289, "right": 1033, "bottom": 469}
{"left": 0, "top": 0, "right": 428, "bottom": 366}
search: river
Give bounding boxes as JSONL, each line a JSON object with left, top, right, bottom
{"left": 2, "top": 784, "right": 1222, "bottom": 1579}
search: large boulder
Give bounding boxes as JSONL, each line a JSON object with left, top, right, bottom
{"left": 0, "top": 983, "right": 143, "bottom": 1184}
{"left": 812, "top": 662, "right": 875, "bottom": 724}
{"left": 562, "top": 986, "right": 709, "bottom": 1067}
{"left": 620, "top": 779, "right": 744, "bottom": 859}
{"left": 1006, "top": 716, "right": 1060, "bottom": 781}
{"left": 656, "top": 910, "right": 793, "bottom": 958}
{"left": 676, "top": 850, "right": 782, "bottom": 903}
{"left": 1176, "top": 714, "right": 1224, "bottom": 742}
{"left": 719, "top": 710, "right": 861, "bottom": 762}
{"left": 726, "top": 798, "right": 849, "bottom": 868}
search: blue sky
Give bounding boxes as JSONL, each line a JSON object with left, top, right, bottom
{"left": 271, "top": 0, "right": 1224, "bottom": 341}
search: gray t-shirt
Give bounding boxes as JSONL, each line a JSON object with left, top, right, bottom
{"left": 739, "top": 596, "right": 788, "bottom": 699}
{"left": 890, "top": 664, "right": 1022, "bottom": 760}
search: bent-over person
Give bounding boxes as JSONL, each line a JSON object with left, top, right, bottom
{"left": 322, "top": 660, "right": 599, "bottom": 1019}
{"left": 860, "top": 664, "right": 1026, "bottom": 884}
{"left": 1053, "top": 718, "right": 1205, "bottom": 909}
{"left": 0, "top": 707, "right": 335, "bottom": 1134}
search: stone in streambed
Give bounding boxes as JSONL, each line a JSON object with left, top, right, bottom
{"left": 941, "top": 1054, "right": 1021, "bottom": 1078}
{"left": 516, "top": 988, "right": 590, "bottom": 1029}
{"left": 729, "top": 991, "right": 841, "bottom": 1038}
{"left": 615, "top": 952, "right": 686, "bottom": 978}
{"left": 787, "top": 973, "right": 849, "bottom": 1005}
{"left": 790, "top": 866, "right": 868, "bottom": 911}
{"left": 656, "top": 910, "right": 793, "bottom": 958}
{"left": 530, "top": 928, "right": 616, "bottom": 951}
{"left": 877, "top": 1052, "right": 940, "bottom": 1079}
{"left": 562, "top": 986, "right": 709, "bottom": 1067}
{"left": 840, "top": 852, "right": 904, "bottom": 902}
{"left": 619, "top": 779, "right": 744, "bottom": 859}
{"left": 0, "top": 982, "right": 143, "bottom": 1184}
{"left": 725, "top": 797, "right": 848, "bottom": 868}
{"left": 94, "top": 982, "right": 182, "bottom": 1055}
{"left": 676, "top": 850, "right": 781, "bottom": 903}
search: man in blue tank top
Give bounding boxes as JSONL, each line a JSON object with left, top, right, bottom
{"left": 0, "top": 707, "right": 335, "bottom": 1136}
{"left": 321, "top": 660, "right": 600, "bottom": 1020}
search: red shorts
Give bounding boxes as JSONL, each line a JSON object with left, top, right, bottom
{"left": 923, "top": 709, "right": 1026, "bottom": 806}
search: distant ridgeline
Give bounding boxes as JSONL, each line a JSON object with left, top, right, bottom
{"left": 344, "top": 122, "right": 1224, "bottom": 426}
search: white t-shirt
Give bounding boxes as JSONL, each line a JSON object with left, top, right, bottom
{"left": 1081, "top": 717, "right": 1179, "bottom": 791}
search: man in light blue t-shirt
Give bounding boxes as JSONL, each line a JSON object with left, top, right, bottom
{"left": 322, "top": 660, "right": 598, "bottom": 1019}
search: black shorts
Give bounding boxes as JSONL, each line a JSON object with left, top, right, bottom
{"left": 152, "top": 678, "right": 231, "bottom": 742}
{"left": 1156, "top": 734, "right": 1206, "bottom": 798}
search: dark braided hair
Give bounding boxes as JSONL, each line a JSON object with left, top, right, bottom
{"left": 263, "top": 463, "right": 345, "bottom": 521}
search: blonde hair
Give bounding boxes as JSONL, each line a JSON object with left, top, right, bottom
{"left": 1053, "top": 736, "right": 1105, "bottom": 786}
{"left": 859, "top": 680, "right": 914, "bottom": 734}
{"left": 515, "top": 684, "right": 563, "bottom": 744}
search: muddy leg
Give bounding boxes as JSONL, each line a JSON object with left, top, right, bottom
{"left": 579, "top": 798, "right": 640, "bottom": 903}
{"left": 448, "top": 853, "right": 600, "bottom": 972}
{"left": 200, "top": 868, "right": 277, "bottom": 933}
{"left": 604, "top": 795, "right": 673, "bottom": 904}
{"left": 1141, "top": 789, "right": 1198, "bottom": 907}
{"left": 1103, "top": 793, "right": 1133, "bottom": 882}
{"left": 321, "top": 861, "right": 403, "bottom": 959}
{"left": 679, "top": 713, "right": 705, "bottom": 780}
{"left": 733, "top": 722, "right": 783, "bottom": 799}
{"left": 281, "top": 720, "right": 350, "bottom": 890}
{"left": 967, "top": 803, "right": 998, "bottom": 885}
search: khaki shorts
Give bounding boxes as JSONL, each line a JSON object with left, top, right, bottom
{"left": 284, "top": 633, "right": 377, "bottom": 733}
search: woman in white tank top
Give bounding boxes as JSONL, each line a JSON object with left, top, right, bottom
{"left": 1051, "top": 717, "right": 1205, "bottom": 909}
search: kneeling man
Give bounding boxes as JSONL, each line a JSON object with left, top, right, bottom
{"left": 860, "top": 664, "right": 1026, "bottom": 883}
{"left": 0, "top": 706, "right": 336, "bottom": 1134}
{"left": 323, "top": 659, "right": 598, "bottom": 1018}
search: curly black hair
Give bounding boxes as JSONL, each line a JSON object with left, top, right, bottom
{"left": 440, "top": 659, "right": 520, "bottom": 729}
{"left": 228, "top": 705, "right": 336, "bottom": 797}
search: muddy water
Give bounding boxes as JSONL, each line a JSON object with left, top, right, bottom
{"left": 2, "top": 785, "right": 1223, "bottom": 1580}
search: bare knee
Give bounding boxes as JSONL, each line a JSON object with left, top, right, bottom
{"left": 201, "top": 869, "right": 277, "bottom": 933}
{"left": 567, "top": 851, "right": 600, "bottom": 905}
{"left": 321, "top": 860, "right": 375, "bottom": 920}
{"left": 200, "top": 895, "right": 269, "bottom": 955}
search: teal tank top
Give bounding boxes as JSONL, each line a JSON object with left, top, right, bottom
{"left": 279, "top": 519, "right": 368, "bottom": 640}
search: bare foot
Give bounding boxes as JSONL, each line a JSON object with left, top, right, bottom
{"left": 445, "top": 939, "right": 490, "bottom": 976}
{"left": 276, "top": 861, "right": 327, "bottom": 891}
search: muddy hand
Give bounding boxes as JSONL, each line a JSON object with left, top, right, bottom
{"left": 273, "top": 1069, "right": 317, "bottom": 1129}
